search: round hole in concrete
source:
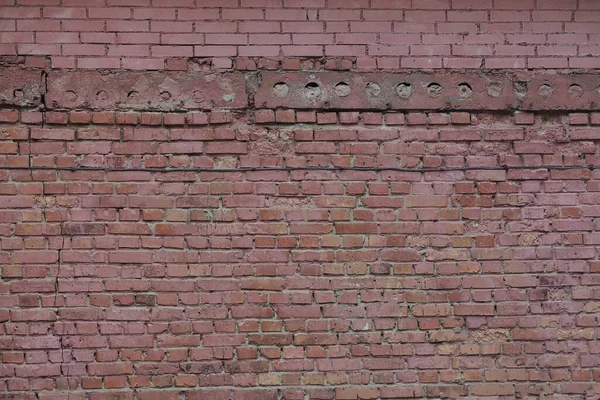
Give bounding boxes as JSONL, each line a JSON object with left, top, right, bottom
{"left": 304, "top": 82, "right": 322, "bottom": 99}
{"left": 395, "top": 82, "right": 412, "bottom": 99}
{"left": 366, "top": 82, "right": 381, "bottom": 97}
{"left": 334, "top": 82, "right": 351, "bottom": 97}
{"left": 427, "top": 82, "right": 442, "bottom": 98}
{"left": 457, "top": 83, "right": 473, "bottom": 99}
{"left": 192, "top": 90, "right": 204, "bottom": 103}
{"left": 486, "top": 82, "right": 503, "bottom": 98}
{"left": 273, "top": 82, "right": 289, "bottom": 97}
{"left": 567, "top": 84, "right": 583, "bottom": 99}
{"left": 96, "top": 90, "right": 109, "bottom": 102}
{"left": 537, "top": 83, "right": 554, "bottom": 98}
{"left": 63, "top": 90, "right": 77, "bottom": 104}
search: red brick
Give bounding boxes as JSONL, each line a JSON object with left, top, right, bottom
{"left": 569, "top": 113, "right": 589, "bottom": 125}
{"left": 254, "top": 110, "right": 274, "bottom": 123}
{"left": 514, "top": 112, "right": 535, "bottom": 125}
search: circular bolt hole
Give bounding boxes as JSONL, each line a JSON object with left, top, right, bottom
{"left": 487, "top": 82, "right": 503, "bottom": 98}
{"left": 567, "top": 84, "right": 583, "bottom": 99}
{"left": 96, "top": 90, "right": 109, "bottom": 102}
{"left": 192, "top": 90, "right": 204, "bottom": 103}
{"left": 395, "top": 82, "right": 412, "bottom": 99}
{"left": 427, "top": 83, "right": 442, "bottom": 98}
{"left": 537, "top": 83, "right": 554, "bottom": 98}
{"left": 13, "top": 89, "right": 24, "bottom": 99}
{"left": 160, "top": 91, "right": 171, "bottom": 100}
{"left": 304, "top": 82, "right": 322, "bottom": 100}
{"left": 366, "top": 82, "right": 381, "bottom": 97}
{"left": 334, "top": 82, "right": 351, "bottom": 97}
{"left": 65, "top": 90, "right": 77, "bottom": 102}
{"left": 457, "top": 83, "right": 473, "bottom": 99}
{"left": 273, "top": 82, "right": 289, "bottom": 97}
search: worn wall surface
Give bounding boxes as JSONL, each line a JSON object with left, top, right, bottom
{"left": 2, "top": 0, "right": 600, "bottom": 69}
{"left": 1, "top": 1, "right": 600, "bottom": 400}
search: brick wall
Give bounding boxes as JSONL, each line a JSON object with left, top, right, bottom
{"left": 2, "top": 0, "right": 600, "bottom": 69}
{"left": 1, "top": 2, "right": 600, "bottom": 400}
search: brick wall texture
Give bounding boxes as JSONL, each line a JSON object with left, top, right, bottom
{"left": 1, "top": 1, "right": 600, "bottom": 400}
{"left": 1, "top": 0, "right": 600, "bottom": 69}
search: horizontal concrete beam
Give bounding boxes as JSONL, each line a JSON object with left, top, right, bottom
{"left": 1, "top": 68, "right": 599, "bottom": 112}
{"left": 45, "top": 70, "right": 248, "bottom": 111}
{"left": 255, "top": 71, "right": 600, "bottom": 111}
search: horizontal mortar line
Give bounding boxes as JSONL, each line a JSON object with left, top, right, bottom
{"left": 0, "top": 165, "right": 596, "bottom": 172}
